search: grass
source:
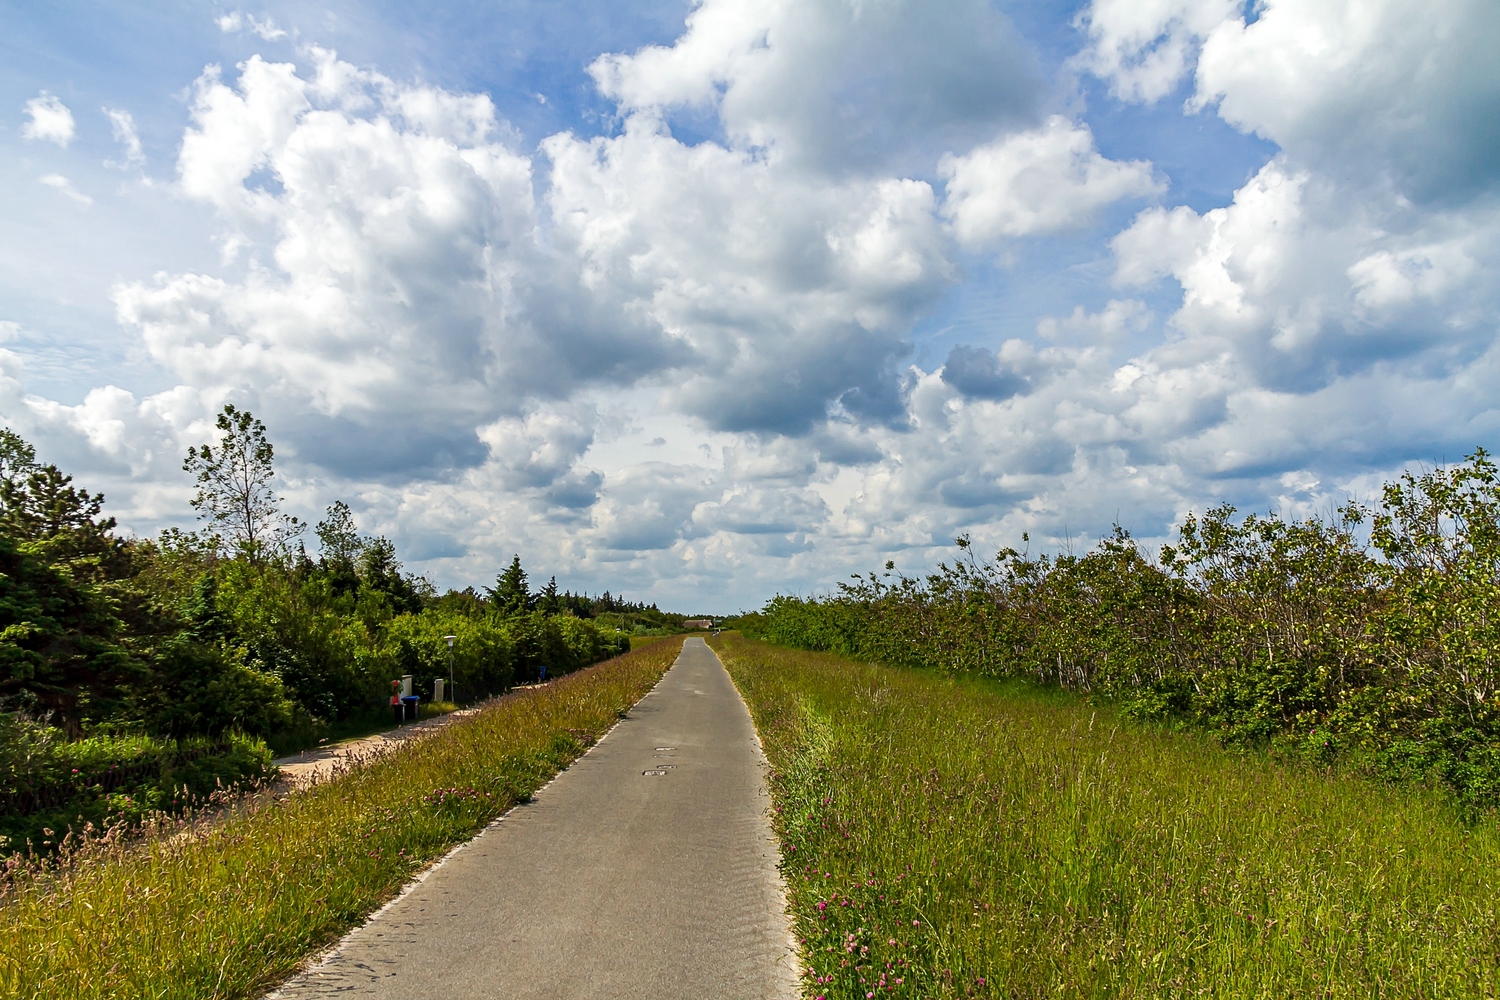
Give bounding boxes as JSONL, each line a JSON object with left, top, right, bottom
{"left": 0, "top": 636, "right": 686, "bottom": 1000}
{"left": 710, "top": 633, "right": 1500, "bottom": 999}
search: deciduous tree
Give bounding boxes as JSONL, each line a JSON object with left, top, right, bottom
{"left": 183, "top": 405, "right": 303, "bottom": 559}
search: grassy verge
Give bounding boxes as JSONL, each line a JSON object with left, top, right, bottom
{"left": 0, "top": 636, "right": 686, "bottom": 1000}
{"left": 710, "top": 633, "right": 1500, "bottom": 999}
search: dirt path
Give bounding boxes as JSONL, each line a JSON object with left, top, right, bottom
{"left": 272, "top": 707, "right": 480, "bottom": 788}
{"left": 268, "top": 637, "right": 798, "bottom": 999}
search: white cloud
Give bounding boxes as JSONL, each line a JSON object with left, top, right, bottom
{"left": 1072, "top": 0, "right": 1239, "bottom": 103}
{"left": 1192, "top": 0, "right": 1500, "bottom": 202}
{"left": 217, "top": 11, "right": 288, "bottom": 41}
{"left": 590, "top": 0, "right": 1042, "bottom": 173}
{"left": 115, "top": 53, "right": 557, "bottom": 477}
{"left": 541, "top": 115, "right": 953, "bottom": 434}
{"left": 39, "top": 173, "right": 92, "bottom": 206}
{"left": 21, "top": 92, "right": 75, "bottom": 146}
{"left": 8, "top": 0, "right": 1500, "bottom": 611}
{"left": 940, "top": 116, "right": 1161, "bottom": 245}
{"left": 103, "top": 108, "right": 145, "bottom": 169}
{"left": 1076, "top": 0, "right": 1500, "bottom": 201}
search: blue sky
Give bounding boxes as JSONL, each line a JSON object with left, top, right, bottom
{"left": 1, "top": 0, "right": 1497, "bottom": 610}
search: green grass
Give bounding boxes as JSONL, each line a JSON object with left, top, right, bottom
{"left": 710, "top": 633, "right": 1500, "bottom": 999}
{"left": 0, "top": 636, "right": 686, "bottom": 1000}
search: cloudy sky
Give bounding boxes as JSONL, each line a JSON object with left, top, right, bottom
{"left": 2, "top": 0, "right": 1497, "bottom": 610}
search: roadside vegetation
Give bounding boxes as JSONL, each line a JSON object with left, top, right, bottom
{"left": 714, "top": 633, "right": 1500, "bottom": 998}
{"left": 746, "top": 449, "right": 1500, "bottom": 807}
{"left": 0, "top": 636, "right": 685, "bottom": 1000}
{"left": 0, "top": 408, "right": 693, "bottom": 853}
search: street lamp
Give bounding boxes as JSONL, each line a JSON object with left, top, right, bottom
{"left": 444, "top": 635, "right": 457, "bottom": 705}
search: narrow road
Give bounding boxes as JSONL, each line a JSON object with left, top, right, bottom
{"left": 270, "top": 638, "right": 799, "bottom": 1000}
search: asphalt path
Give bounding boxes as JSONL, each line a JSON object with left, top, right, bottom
{"left": 270, "top": 638, "right": 799, "bottom": 1000}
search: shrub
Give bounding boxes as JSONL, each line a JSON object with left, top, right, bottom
{"left": 0, "top": 714, "right": 272, "bottom": 854}
{"left": 757, "top": 449, "right": 1500, "bottom": 805}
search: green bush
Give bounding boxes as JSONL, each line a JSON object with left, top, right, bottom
{"left": 384, "top": 609, "right": 515, "bottom": 700}
{"left": 757, "top": 449, "right": 1500, "bottom": 806}
{"left": 0, "top": 714, "right": 272, "bottom": 853}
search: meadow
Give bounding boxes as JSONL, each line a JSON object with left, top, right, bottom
{"left": 0, "top": 636, "right": 685, "bottom": 1000}
{"left": 712, "top": 633, "right": 1500, "bottom": 999}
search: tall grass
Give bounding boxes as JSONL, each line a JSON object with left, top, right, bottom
{"left": 0, "top": 636, "right": 685, "bottom": 1000}
{"left": 712, "top": 634, "right": 1500, "bottom": 999}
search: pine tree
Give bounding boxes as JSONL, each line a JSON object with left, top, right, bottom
{"left": 491, "top": 555, "right": 531, "bottom": 615}
{"left": 538, "top": 575, "right": 560, "bottom": 614}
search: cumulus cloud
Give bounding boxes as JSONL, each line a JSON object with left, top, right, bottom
{"left": 477, "top": 406, "right": 603, "bottom": 509}
{"left": 1076, "top": 0, "right": 1500, "bottom": 202}
{"left": 21, "top": 92, "right": 75, "bottom": 146}
{"left": 115, "top": 52, "right": 569, "bottom": 478}
{"left": 590, "top": 0, "right": 1042, "bottom": 174}
{"left": 542, "top": 117, "right": 952, "bottom": 435}
{"left": 940, "top": 116, "right": 1160, "bottom": 244}
{"left": 940, "top": 345, "right": 1027, "bottom": 400}
{"left": 1191, "top": 0, "right": 1500, "bottom": 203}
{"left": 1072, "top": 0, "right": 1239, "bottom": 103}
{"left": 10, "top": 0, "right": 1500, "bottom": 610}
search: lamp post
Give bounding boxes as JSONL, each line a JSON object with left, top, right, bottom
{"left": 444, "top": 635, "right": 457, "bottom": 705}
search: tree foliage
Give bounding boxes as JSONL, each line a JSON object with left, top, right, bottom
{"left": 183, "top": 405, "right": 303, "bottom": 559}
{"left": 0, "top": 415, "right": 661, "bottom": 848}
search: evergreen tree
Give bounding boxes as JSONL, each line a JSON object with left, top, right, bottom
{"left": 0, "top": 533, "right": 144, "bottom": 732}
{"left": 539, "top": 575, "right": 560, "bottom": 614}
{"left": 490, "top": 555, "right": 531, "bottom": 615}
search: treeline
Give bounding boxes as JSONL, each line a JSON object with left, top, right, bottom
{"left": 0, "top": 406, "right": 644, "bottom": 851}
{"left": 747, "top": 449, "right": 1500, "bottom": 806}
{"left": 438, "top": 563, "right": 692, "bottom": 636}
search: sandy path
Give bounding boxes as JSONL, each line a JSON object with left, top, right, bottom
{"left": 272, "top": 705, "right": 485, "bottom": 788}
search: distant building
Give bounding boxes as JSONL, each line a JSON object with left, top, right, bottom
{"left": 682, "top": 619, "right": 714, "bottom": 630}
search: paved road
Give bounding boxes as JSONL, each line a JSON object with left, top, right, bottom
{"left": 270, "top": 638, "right": 799, "bottom": 1000}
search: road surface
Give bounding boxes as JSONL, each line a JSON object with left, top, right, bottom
{"left": 270, "top": 637, "right": 799, "bottom": 1000}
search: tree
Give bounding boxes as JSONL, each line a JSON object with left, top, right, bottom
{"left": 183, "top": 405, "right": 302, "bottom": 559}
{"left": 0, "top": 429, "right": 130, "bottom": 586}
{"left": 538, "top": 575, "right": 560, "bottom": 614}
{"left": 357, "top": 536, "right": 423, "bottom": 615}
{"left": 0, "top": 533, "right": 144, "bottom": 732}
{"left": 315, "top": 501, "right": 363, "bottom": 567}
{"left": 0, "top": 427, "right": 37, "bottom": 497}
{"left": 490, "top": 555, "right": 531, "bottom": 615}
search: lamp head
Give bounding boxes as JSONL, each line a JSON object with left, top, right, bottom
{"left": 444, "top": 635, "right": 457, "bottom": 647}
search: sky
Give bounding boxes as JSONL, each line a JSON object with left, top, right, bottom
{"left": 1, "top": 0, "right": 1497, "bottom": 612}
